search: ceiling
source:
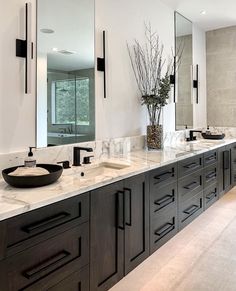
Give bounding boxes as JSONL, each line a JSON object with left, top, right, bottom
{"left": 160, "top": 0, "right": 236, "bottom": 31}
{"left": 38, "top": 0, "right": 94, "bottom": 71}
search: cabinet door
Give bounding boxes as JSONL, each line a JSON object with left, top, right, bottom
{"left": 90, "top": 182, "right": 124, "bottom": 291}
{"left": 124, "top": 174, "right": 149, "bottom": 275}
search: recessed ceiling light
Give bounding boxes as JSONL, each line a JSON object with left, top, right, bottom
{"left": 52, "top": 48, "right": 58, "bottom": 52}
{"left": 200, "top": 10, "right": 206, "bottom": 15}
{"left": 40, "top": 28, "right": 55, "bottom": 34}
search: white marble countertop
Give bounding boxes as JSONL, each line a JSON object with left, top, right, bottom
{"left": 0, "top": 138, "right": 235, "bottom": 221}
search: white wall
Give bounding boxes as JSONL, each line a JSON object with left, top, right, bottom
{"left": 95, "top": 0, "right": 175, "bottom": 140}
{"left": 193, "top": 24, "right": 207, "bottom": 128}
{"left": 0, "top": 0, "right": 36, "bottom": 154}
{"left": 1, "top": 0, "right": 198, "bottom": 154}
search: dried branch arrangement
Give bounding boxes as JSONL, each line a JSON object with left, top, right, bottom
{"left": 127, "top": 24, "right": 173, "bottom": 126}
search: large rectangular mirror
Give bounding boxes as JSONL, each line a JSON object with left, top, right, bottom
{"left": 37, "top": 0, "right": 95, "bottom": 147}
{"left": 175, "top": 12, "right": 193, "bottom": 130}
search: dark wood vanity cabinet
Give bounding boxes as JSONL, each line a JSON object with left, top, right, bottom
{"left": 0, "top": 193, "right": 90, "bottom": 291}
{"left": 149, "top": 163, "right": 178, "bottom": 254}
{"left": 178, "top": 155, "right": 204, "bottom": 230}
{"left": 90, "top": 173, "right": 149, "bottom": 291}
{"left": 0, "top": 143, "right": 235, "bottom": 291}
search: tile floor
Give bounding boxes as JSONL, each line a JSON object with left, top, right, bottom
{"left": 110, "top": 188, "right": 236, "bottom": 291}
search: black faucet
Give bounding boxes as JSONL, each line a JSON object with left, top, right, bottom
{"left": 73, "top": 147, "right": 93, "bottom": 166}
{"left": 187, "top": 130, "right": 202, "bottom": 141}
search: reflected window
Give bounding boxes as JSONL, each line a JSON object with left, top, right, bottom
{"left": 51, "top": 78, "right": 90, "bottom": 126}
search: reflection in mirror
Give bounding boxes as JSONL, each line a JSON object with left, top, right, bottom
{"left": 37, "top": 0, "right": 95, "bottom": 147}
{"left": 175, "top": 12, "right": 193, "bottom": 130}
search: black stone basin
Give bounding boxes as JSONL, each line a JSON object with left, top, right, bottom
{"left": 2, "top": 164, "right": 63, "bottom": 188}
{"left": 202, "top": 133, "right": 225, "bottom": 140}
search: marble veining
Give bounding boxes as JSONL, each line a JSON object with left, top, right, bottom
{"left": 0, "top": 138, "right": 236, "bottom": 221}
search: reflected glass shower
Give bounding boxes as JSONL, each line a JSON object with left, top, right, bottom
{"left": 47, "top": 70, "right": 95, "bottom": 146}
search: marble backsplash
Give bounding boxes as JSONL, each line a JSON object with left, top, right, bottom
{"left": 0, "top": 127, "right": 233, "bottom": 174}
{"left": 0, "top": 135, "right": 145, "bottom": 174}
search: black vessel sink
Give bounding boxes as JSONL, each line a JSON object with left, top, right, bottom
{"left": 2, "top": 164, "right": 63, "bottom": 188}
{"left": 202, "top": 133, "right": 225, "bottom": 140}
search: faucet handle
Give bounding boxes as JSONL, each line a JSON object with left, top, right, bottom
{"left": 83, "top": 156, "right": 94, "bottom": 165}
{"left": 57, "top": 160, "right": 71, "bottom": 169}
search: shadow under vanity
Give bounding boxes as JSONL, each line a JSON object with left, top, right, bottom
{"left": 0, "top": 141, "right": 236, "bottom": 291}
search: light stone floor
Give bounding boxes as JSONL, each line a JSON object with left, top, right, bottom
{"left": 110, "top": 188, "right": 236, "bottom": 291}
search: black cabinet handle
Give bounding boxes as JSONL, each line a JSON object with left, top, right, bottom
{"left": 223, "top": 150, "right": 230, "bottom": 170}
{"left": 154, "top": 221, "right": 175, "bottom": 239}
{"left": 22, "top": 212, "right": 71, "bottom": 234}
{"left": 206, "top": 171, "right": 216, "bottom": 180}
{"left": 206, "top": 155, "right": 216, "bottom": 162}
{"left": 117, "top": 191, "right": 125, "bottom": 230}
{"left": 183, "top": 204, "right": 200, "bottom": 216}
{"left": 183, "top": 181, "right": 198, "bottom": 190}
{"left": 154, "top": 169, "right": 174, "bottom": 181}
{"left": 124, "top": 188, "right": 132, "bottom": 226}
{"left": 206, "top": 189, "right": 217, "bottom": 201}
{"left": 184, "top": 162, "right": 198, "bottom": 169}
{"left": 24, "top": 250, "right": 71, "bottom": 279}
{"left": 154, "top": 192, "right": 174, "bottom": 210}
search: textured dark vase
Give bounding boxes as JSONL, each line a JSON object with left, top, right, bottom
{"left": 147, "top": 125, "right": 163, "bottom": 150}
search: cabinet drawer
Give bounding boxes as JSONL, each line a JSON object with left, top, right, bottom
{"left": 178, "top": 154, "right": 203, "bottom": 178}
{"left": 150, "top": 208, "right": 177, "bottom": 254}
{"left": 0, "top": 223, "right": 89, "bottom": 291}
{"left": 150, "top": 163, "right": 177, "bottom": 189}
{"left": 204, "top": 183, "right": 218, "bottom": 210}
{"left": 204, "top": 150, "right": 218, "bottom": 166}
{"left": 48, "top": 265, "right": 89, "bottom": 291}
{"left": 178, "top": 170, "right": 203, "bottom": 202}
{"left": 150, "top": 182, "right": 177, "bottom": 214}
{"left": 179, "top": 192, "right": 203, "bottom": 230}
{"left": 203, "top": 164, "right": 218, "bottom": 188}
{"left": 4, "top": 193, "right": 89, "bottom": 255}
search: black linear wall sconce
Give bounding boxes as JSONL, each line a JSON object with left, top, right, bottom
{"left": 16, "top": 2, "right": 33, "bottom": 94}
{"left": 193, "top": 64, "right": 199, "bottom": 104}
{"left": 170, "top": 56, "right": 176, "bottom": 103}
{"left": 97, "top": 30, "right": 106, "bottom": 98}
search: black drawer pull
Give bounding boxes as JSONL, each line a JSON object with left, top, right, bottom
{"left": 154, "top": 170, "right": 174, "bottom": 181}
{"left": 154, "top": 194, "right": 174, "bottom": 209}
{"left": 117, "top": 191, "right": 125, "bottom": 230}
{"left": 223, "top": 150, "right": 230, "bottom": 170}
{"left": 206, "top": 189, "right": 217, "bottom": 201}
{"left": 206, "top": 155, "right": 216, "bottom": 161}
{"left": 22, "top": 212, "right": 71, "bottom": 234}
{"left": 124, "top": 188, "right": 132, "bottom": 226}
{"left": 184, "top": 162, "right": 198, "bottom": 169}
{"left": 24, "top": 250, "right": 71, "bottom": 279}
{"left": 183, "top": 181, "right": 198, "bottom": 190}
{"left": 183, "top": 204, "right": 200, "bottom": 216}
{"left": 155, "top": 221, "right": 175, "bottom": 238}
{"left": 206, "top": 171, "right": 216, "bottom": 180}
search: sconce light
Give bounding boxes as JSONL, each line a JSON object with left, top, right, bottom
{"left": 170, "top": 74, "right": 175, "bottom": 85}
{"left": 193, "top": 64, "right": 199, "bottom": 104}
{"left": 97, "top": 30, "right": 106, "bottom": 98}
{"left": 16, "top": 2, "right": 33, "bottom": 94}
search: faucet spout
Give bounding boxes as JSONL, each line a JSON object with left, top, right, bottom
{"left": 73, "top": 146, "right": 93, "bottom": 166}
{"left": 188, "top": 130, "right": 202, "bottom": 142}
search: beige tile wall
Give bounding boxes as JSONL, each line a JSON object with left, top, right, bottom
{"left": 206, "top": 26, "right": 236, "bottom": 127}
